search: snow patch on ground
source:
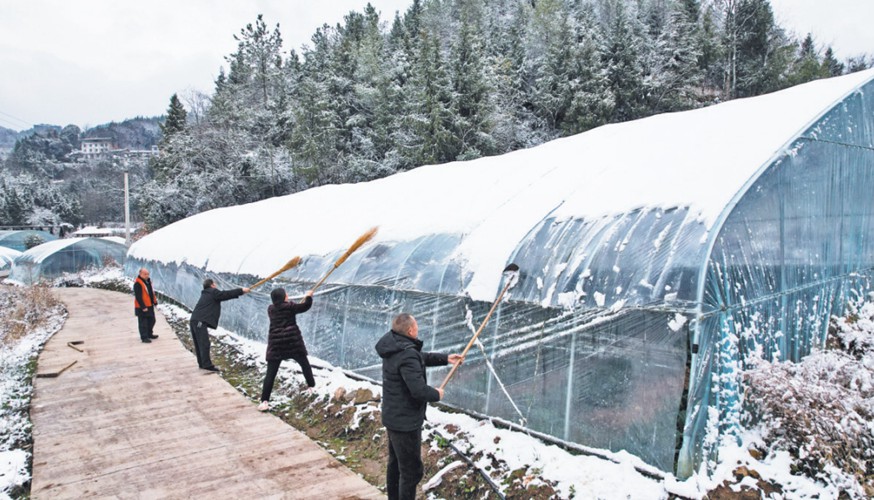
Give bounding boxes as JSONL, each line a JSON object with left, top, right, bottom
{"left": 0, "top": 286, "right": 66, "bottom": 498}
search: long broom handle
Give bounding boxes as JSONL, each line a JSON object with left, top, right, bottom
{"left": 250, "top": 275, "right": 278, "bottom": 290}
{"left": 309, "top": 264, "right": 338, "bottom": 294}
{"left": 439, "top": 279, "right": 515, "bottom": 391}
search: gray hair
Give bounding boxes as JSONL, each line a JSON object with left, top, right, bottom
{"left": 392, "top": 313, "right": 416, "bottom": 335}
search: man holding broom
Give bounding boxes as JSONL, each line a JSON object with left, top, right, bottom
{"left": 189, "top": 278, "right": 250, "bottom": 372}
{"left": 375, "top": 313, "right": 463, "bottom": 500}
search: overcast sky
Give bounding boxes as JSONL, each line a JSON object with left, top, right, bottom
{"left": 0, "top": 0, "right": 871, "bottom": 132}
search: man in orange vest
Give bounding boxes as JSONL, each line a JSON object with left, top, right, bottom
{"left": 133, "top": 268, "right": 159, "bottom": 343}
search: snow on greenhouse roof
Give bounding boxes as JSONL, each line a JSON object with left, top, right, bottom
{"left": 130, "top": 70, "right": 874, "bottom": 301}
{"left": 0, "top": 246, "right": 21, "bottom": 269}
{"left": 19, "top": 238, "right": 86, "bottom": 264}
{"left": 19, "top": 237, "right": 124, "bottom": 264}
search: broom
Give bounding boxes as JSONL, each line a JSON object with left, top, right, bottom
{"left": 309, "top": 226, "right": 379, "bottom": 294}
{"left": 439, "top": 263, "right": 520, "bottom": 391}
{"left": 249, "top": 256, "right": 302, "bottom": 290}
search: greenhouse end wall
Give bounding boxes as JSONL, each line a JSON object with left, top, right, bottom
{"left": 678, "top": 80, "right": 874, "bottom": 477}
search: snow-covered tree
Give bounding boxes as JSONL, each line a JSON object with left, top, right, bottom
{"left": 160, "top": 93, "right": 187, "bottom": 141}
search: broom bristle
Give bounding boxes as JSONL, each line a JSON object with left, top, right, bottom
{"left": 333, "top": 226, "right": 378, "bottom": 268}
{"left": 279, "top": 256, "right": 301, "bottom": 272}
{"left": 250, "top": 255, "right": 302, "bottom": 289}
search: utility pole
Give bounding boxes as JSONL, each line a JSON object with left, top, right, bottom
{"left": 124, "top": 170, "right": 131, "bottom": 247}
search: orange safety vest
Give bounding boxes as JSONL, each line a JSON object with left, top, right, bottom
{"left": 134, "top": 276, "right": 154, "bottom": 309}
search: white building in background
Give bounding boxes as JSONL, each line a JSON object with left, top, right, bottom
{"left": 71, "top": 138, "right": 159, "bottom": 162}
{"left": 79, "top": 137, "right": 114, "bottom": 159}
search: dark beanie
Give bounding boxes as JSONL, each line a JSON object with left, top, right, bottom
{"left": 202, "top": 278, "right": 214, "bottom": 290}
{"left": 270, "top": 288, "right": 286, "bottom": 306}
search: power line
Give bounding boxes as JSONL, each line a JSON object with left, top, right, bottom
{"left": 0, "top": 109, "right": 32, "bottom": 129}
{"left": 0, "top": 115, "right": 26, "bottom": 131}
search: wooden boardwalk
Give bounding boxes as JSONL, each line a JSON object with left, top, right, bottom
{"left": 30, "top": 287, "right": 384, "bottom": 499}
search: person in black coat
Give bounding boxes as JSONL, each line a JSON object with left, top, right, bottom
{"left": 132, "top": 268, "right": 158, "bottom": 343}
{"left": 258, "top": 287, "right": 315, "bottom": 411}
{"left": 375, "top": 313, "right": 463, "bottom": 500}
{"left": 189, "top": 278, "right": 249, "bottom": 372}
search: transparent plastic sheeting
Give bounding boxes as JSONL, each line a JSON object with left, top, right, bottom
{"left": 126, "top": 257, "right": 688, "bottom": 471}
{"left": 10, "top": 238, "right": 126, "bottom": 284}
{"left": 0, "top": 247, "right": 21, "bottom": 272}
{"left": 0, "top": 230, "right": 58, "bottom": 252}
{"left": 125, "top": 72, "right": 874, "bottom": 477}
{"left": 128, "top": 207, "right": 705, "bottom": 472}
{"left": 678, "top": 79, "right": 874, "bottom": 476}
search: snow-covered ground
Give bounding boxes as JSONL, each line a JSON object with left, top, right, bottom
{"left": 2, "top": 267, "right": 870, "bottom": 499}
{"left": 0, "top": 285, "right": 65, "bottom": 499}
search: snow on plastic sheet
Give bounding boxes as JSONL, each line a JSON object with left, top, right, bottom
{"left": 129, "top": 70, "right": 874, "bottom": 303}
{"left": 0, "top": 247, "right": 20, "bottom": 272}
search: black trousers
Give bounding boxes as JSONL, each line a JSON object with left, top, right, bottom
{"left": 137, "top": 312, "right": 156, "bottom": 340}
{"left": 189, "top": 321, "right": 214, "bottom": 368}
{"left": 260, "top": 355, "right": 316, "bottom": 402}
{"left": 386, "top": 428, "right": 424, "bottom": 500}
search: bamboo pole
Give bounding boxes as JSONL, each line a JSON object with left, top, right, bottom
{"left": 439, "top": 264, "right": 520, "bottom": 391}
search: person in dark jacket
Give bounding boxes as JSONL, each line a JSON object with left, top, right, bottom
{"left": 133, "top": 268, "right": 158, "bottom": 343}
{"left": 189, "top": 278, "right": 250, "bottom": 372}
{"left": 375, "top": 313, "right": 463, "bottom": 500}
{"left": 257, "top": 287, "right": 315, "bottom": 411}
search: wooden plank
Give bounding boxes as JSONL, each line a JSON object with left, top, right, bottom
{"left": 31, "top": 287, "right": 384, "bottom": 499}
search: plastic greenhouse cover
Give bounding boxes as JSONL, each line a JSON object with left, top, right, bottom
{"left": 0, "top": 230, "right": 58, "bottom": 252}
{"left": 0, "top": 246, "right": 20, "bottom": 270}
{"left": 10, "top": 237, "right": 127, "bottom": 284}
{"left": 127, "top": 69, "right": 874, "bottom": 473}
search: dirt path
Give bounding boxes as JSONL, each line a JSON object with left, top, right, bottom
{"left": 30, "top": 287, "right": 383, "bottom": 499}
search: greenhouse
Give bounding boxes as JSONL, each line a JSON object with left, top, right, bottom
{"left": 127, "top": 68, "right": 874, "bottom": 476}
{"left": 0, "top": 246, "right": 21, "bottom": 273}
{"left": 10, "top": 237, "right": 127, "bottom": 285}
{"left": 0, "top": 230, "right": 57, "bottom": 252}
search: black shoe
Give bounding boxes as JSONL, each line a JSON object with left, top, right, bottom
{"left": 148, "top": 335, "right": 159, "bottom": 339}
{"left": 141, "top": 338, "right": 152, "bottom": 343}
{"left": 202, "top": 366, "right": 220, "bottom": 372}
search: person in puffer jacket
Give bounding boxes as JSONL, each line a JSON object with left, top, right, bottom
{"left": 257, "top": 287, "right": 315, "bottom": 411}
{"left": 375, "top": 313, "right": 463, "bottom": 500}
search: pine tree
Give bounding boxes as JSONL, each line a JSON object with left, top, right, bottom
{"left": 409, "top": 32, "right": 457, "bottom": 166}
{"left": 648, "top": 1, "right": 704, "bottom": 112}
{"left": 450, "top": 2, "right": 494, "bottom": 160}
{"left": 725, "top": 0, "right": 794, "bottom": 97}
{"left": 160, "top": 94, "right": 187, "bottom": 140}
{"left": 787, "top": 33, "right": 828, "bottom": 85}
{"left": 602, "top": 0, "right": 646, "bottom": 121}
{"left": 564, "top": 3, "right": 613, "bottom": 133}
{"left": 821, "top": 47, "right": 844, "bottom": 77}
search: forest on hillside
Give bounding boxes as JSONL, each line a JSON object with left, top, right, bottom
{"left": 1, "top": 0, "right": 870, "bottom": 231}
{"left": 0, "top": 118, "right": 160, "bottom": 227}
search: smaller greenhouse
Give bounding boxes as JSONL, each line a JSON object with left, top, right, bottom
{"left": 9, "top": 238, "right": 127, "bottom": 285}
{"left": 0, "top": 230, "right": 58, "bottom": 252}
{"left": 0, "top": 247, "right": 21, "bottom": 273}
